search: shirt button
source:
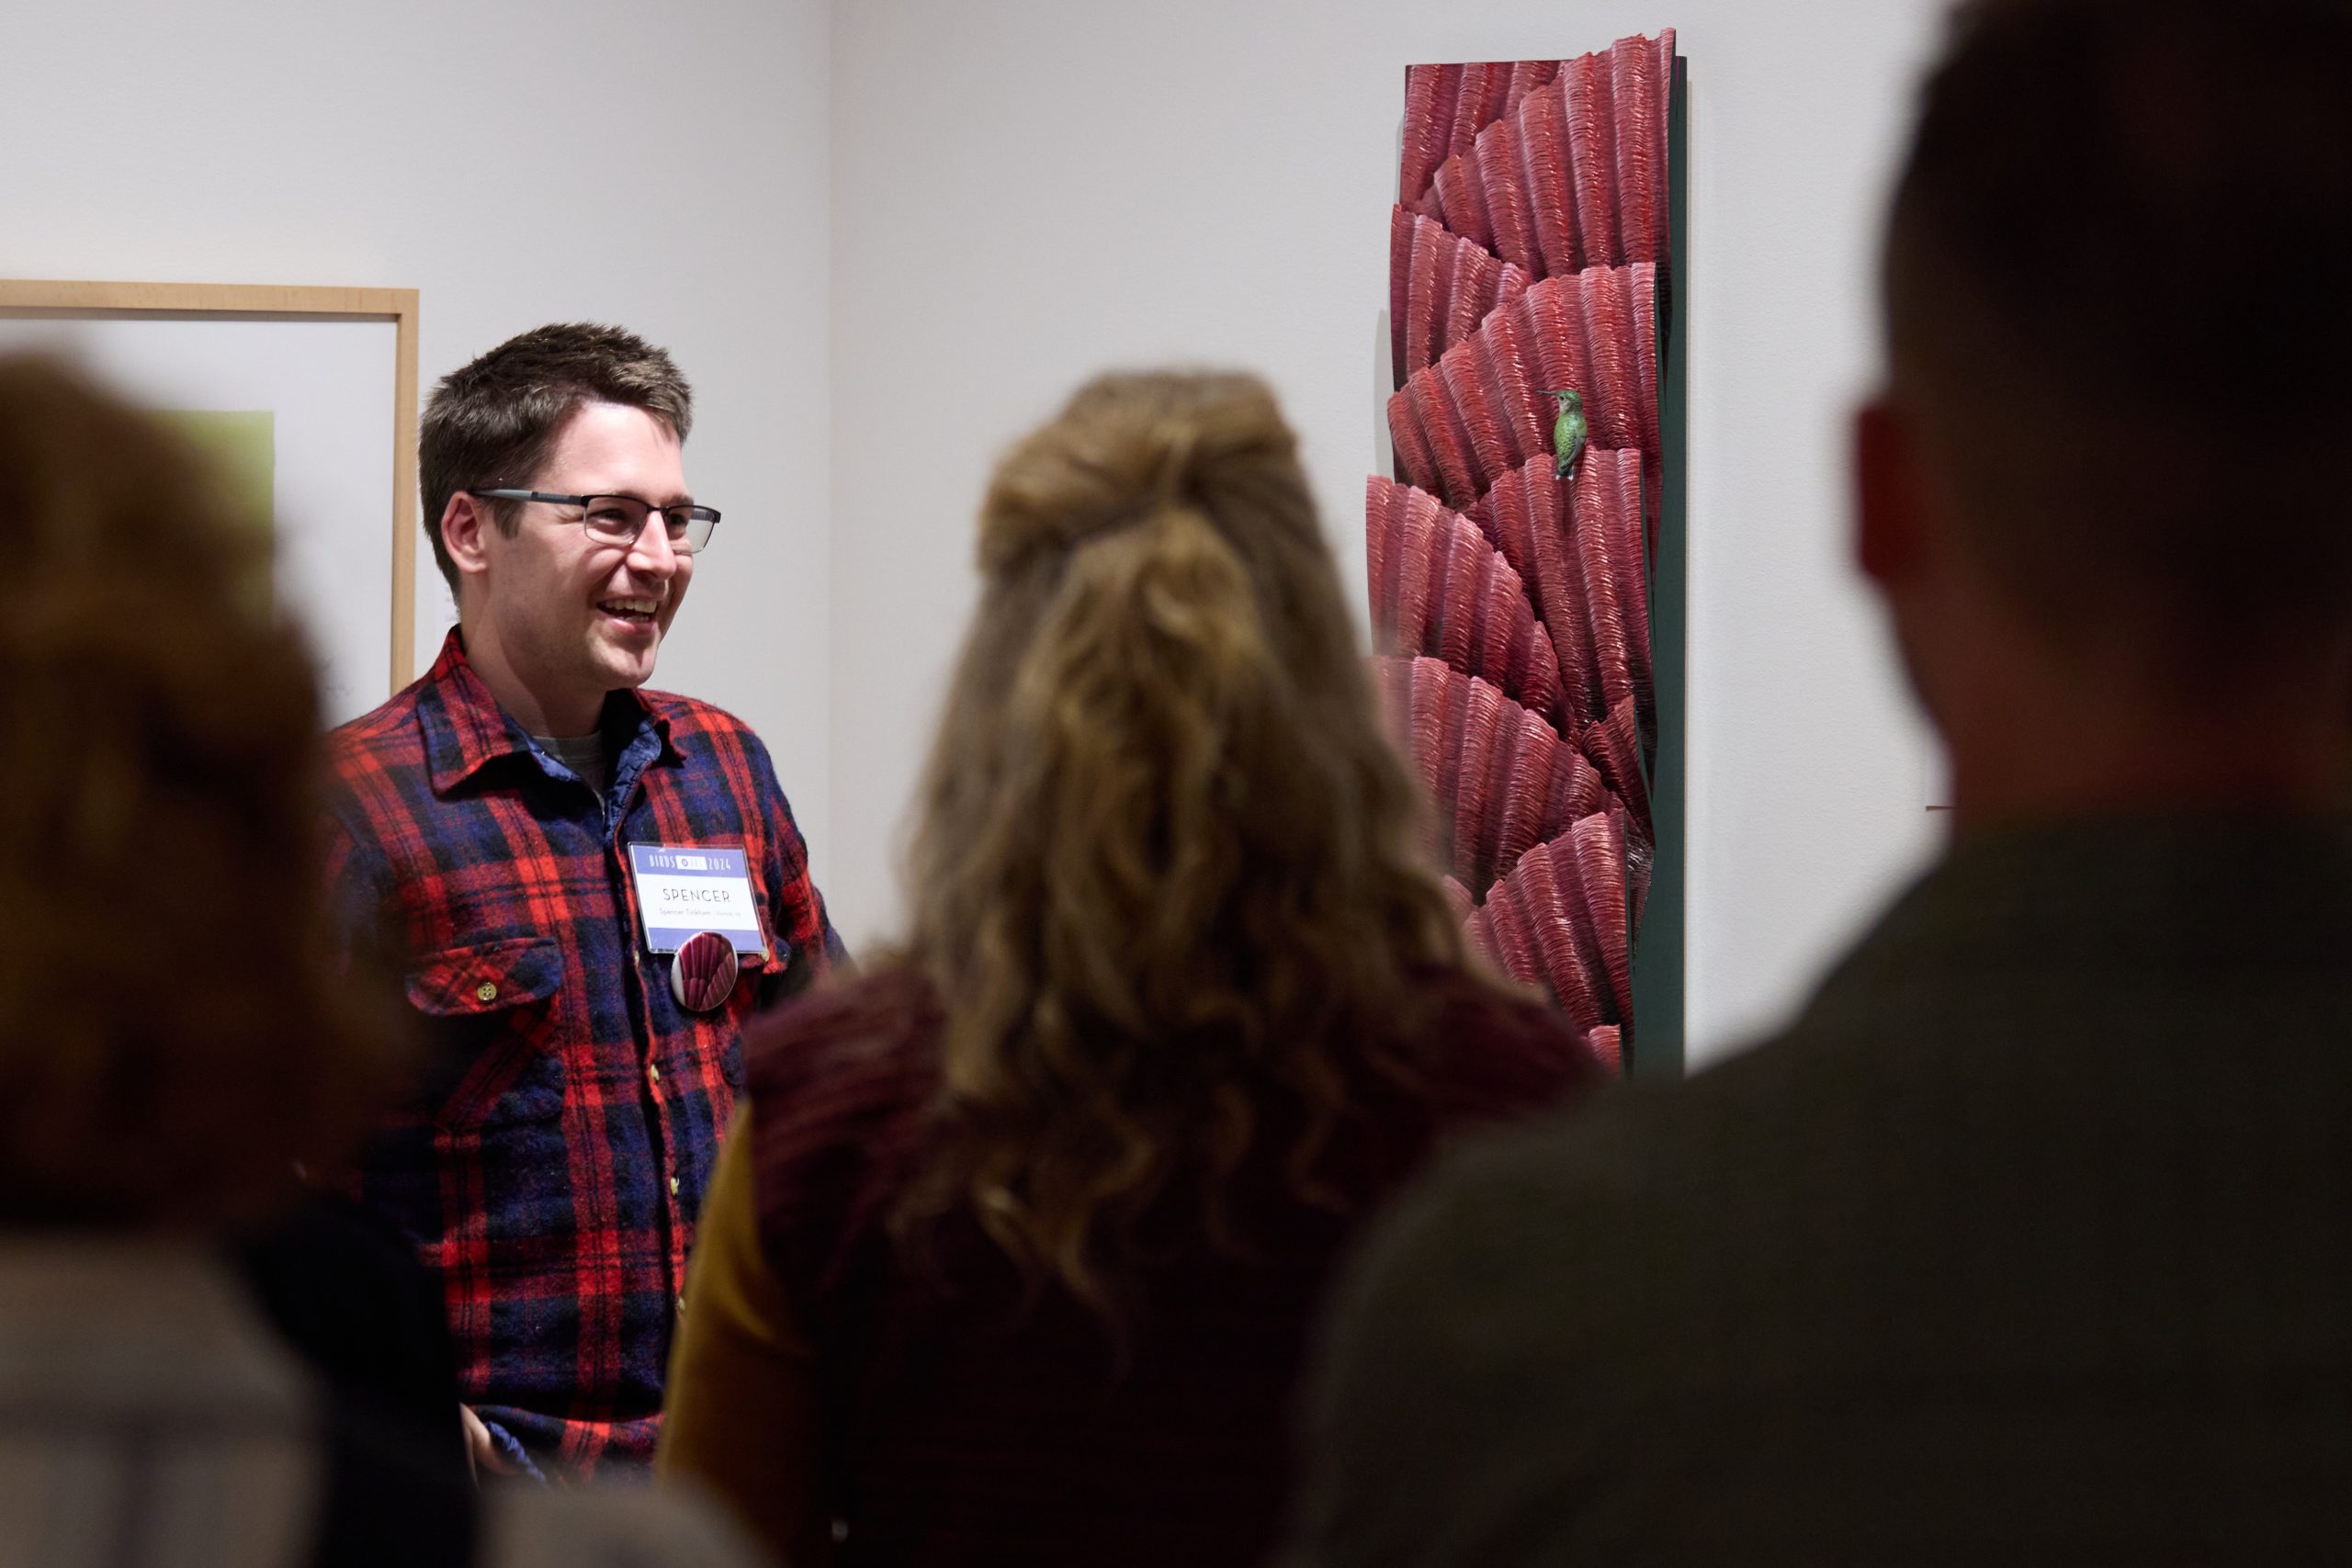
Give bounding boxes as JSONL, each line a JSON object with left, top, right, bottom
{"left": 475, "top": 981, "right": 498, "bottom": 1003}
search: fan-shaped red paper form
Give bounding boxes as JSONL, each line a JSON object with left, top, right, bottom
{"left": 1388, "top": 265, "right": 1660, "bottom": 512}
{"left": 1390, "top": 208, "right": 1532, "bottom": 386}
{"left": 1371, "top": 655, "right": 1619, "bottom": 896}
{"left": 1477, "top": 450, "right": 1651, "bottom": 729}
{"left": 1414, "top": 31, "right": 1674, "bottom": 277}
{"left": 1399, "top": 59, "right": 1566, "bottom": 209}
{"left": 1366, "top": 478, "right": 1564, "bottom": 724}
{"left": 1581, "top": 447, "right": 1654, "bottom": 725}
{"left": 1582, "top": 694, "right": 1651, "bottom": 840}
{"left": 1464, "top": 808, "right": 1636, "bottom": 1033}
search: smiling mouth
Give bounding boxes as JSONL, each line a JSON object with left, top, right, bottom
{"left": 600, "top": 596, "right": 661, "bottom": 626}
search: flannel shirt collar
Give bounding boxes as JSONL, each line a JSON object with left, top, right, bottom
{"left": 417, "top": 626, "right": 678, "bottom": 796}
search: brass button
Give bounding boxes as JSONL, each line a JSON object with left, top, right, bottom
{"left": 675, "top": 1293, "right": 687, "bottom": 1315}
{"left": 649, "top": 1063, "right": 662, "bottom": 1084}
{"left": 668, "top": 1176, "right": 680, "bottom": 1196}
{"left": 475, "top": 981, "right": 498, "bottom": 1004}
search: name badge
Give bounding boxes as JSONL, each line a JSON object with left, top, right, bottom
{"left": 627, "top": 843, "right": 768, "bottom": 956}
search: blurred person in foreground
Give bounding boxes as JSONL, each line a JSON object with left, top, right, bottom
{"left": 658, "top": 371, "right": 1605, "bottom": 1564}
{"left": 1290, "top": 1, "right": 2352, "bottom": 1562}
{"left": 0, "top": 356, "right": 758, "bottom": 1567}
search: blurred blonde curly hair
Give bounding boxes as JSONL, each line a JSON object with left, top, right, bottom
{"left": 0, "top": 356, "right": 404, "bottom": 1230}
{"left": 888, "top": 369, "right": 1476, "bottom": 1309}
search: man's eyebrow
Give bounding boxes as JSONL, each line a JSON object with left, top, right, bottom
{"left": 591, "top": 490, "right": 695, "bottom": 507}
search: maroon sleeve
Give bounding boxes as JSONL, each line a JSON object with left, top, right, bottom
{"left": 1420, "top": 967, "right": 1610, "bottom": 1126}
{"left": 742, "top": 970, "right": 944, "bottom": 1303}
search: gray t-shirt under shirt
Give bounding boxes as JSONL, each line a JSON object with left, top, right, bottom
{"left": 535, "top": 728, "right": 615, "bottom": 799}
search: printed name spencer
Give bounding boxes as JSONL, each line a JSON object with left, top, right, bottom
{"left": 626, "top": 843, "right": 770, "bottom": 958}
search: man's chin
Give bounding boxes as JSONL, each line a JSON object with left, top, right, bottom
{"left": 591, "top": 636, "right": 662, "bottom": 692}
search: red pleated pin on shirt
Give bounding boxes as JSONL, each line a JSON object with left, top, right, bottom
{"left": 670, "top": 930, "right": 739, "bottom": 1013}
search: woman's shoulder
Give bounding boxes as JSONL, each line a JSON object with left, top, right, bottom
{"left": 740, "top": 967, "right": 944, "bottom": 1264}
{"left": 1406, "top": 964, "right": 1609, "bottom": 1118}
{"left": 744, "top": 965, "right": 944, "bottom": 1109}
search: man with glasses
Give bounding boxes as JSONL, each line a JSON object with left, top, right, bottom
{"left": 322, "top": 322, "right": 842, "bottom": 1477}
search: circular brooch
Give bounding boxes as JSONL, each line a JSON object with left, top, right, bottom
{"left": 669, "top": 930, "right": 740, "bottom": 1013}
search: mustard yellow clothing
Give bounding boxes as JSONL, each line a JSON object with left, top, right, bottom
{"left": 659, "top": 1102, "right": 831, "bottom": 1566}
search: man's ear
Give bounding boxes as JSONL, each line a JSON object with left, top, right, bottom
{"left": 441, "top": 491, "right": 495, "bottom": 582}
{"left": 1854, "top": 394, "right": 1926, "bottom": 592}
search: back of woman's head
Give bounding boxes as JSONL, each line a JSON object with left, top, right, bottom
{"left": 0, "top": 356, "right": 401, "bottom": 1229}
{"left": 899, "top": 370, "right": 1466, "bottom": 1305}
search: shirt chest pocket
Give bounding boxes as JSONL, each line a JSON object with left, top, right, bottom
{"left": 405, "top": 935, "right": 569, "bottom": 1133}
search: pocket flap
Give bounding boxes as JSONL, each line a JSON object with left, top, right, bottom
{"left": 406, "top": 936, "right": 562, "bottom": 1016}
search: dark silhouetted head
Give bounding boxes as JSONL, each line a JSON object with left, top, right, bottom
{"left": 1883, "top": 0, "right": 2352, "bottom": 679}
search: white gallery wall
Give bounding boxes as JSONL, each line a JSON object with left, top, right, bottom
{"left": 829, "top": 0, "right": 1957, "bottom": 1066}
{"left": 0, "top": 0, "right": 838, "bottom": 878}
{"left": 6, "top": 0, "right": 1960, "bottom": 1068}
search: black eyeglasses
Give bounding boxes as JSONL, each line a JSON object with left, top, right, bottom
{"left": 468, "top": 490, "right": 721, "bottom": 554}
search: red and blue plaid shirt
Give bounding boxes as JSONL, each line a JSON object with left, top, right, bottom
{"left": 322, "top": 628, "right": 841, "bottom": 1474}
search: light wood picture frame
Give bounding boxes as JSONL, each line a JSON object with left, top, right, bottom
{"left": 0, "top": 279, "right": 421, "bottom": 718}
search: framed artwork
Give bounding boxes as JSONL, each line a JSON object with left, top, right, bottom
{"left": 1368, "top": 31, "right": 1689, "bottom": 1075}
{"left": 0, "top": 279, "right": 420, "bottom": 727}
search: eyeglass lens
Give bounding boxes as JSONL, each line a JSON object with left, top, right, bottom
{"left": 579, "top": 495, "right": 718, "bottom": 553}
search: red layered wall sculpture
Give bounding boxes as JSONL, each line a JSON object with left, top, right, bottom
{"left": 1372, "top": 29, "right": 1680, "bottom": 1073}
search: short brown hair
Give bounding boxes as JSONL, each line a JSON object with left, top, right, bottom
{"left": 418, "top": 322, "right": 694, "bottom": 592}
{"left": 0, "top": 356, "right": 405, "bottom": 1229}
{"left": 1885, "top": 0, "right": 2352, "bottom": 671}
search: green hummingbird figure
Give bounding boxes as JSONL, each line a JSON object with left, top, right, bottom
{"left": 1544, "top": 389, "right": 1588, "bottom": 481}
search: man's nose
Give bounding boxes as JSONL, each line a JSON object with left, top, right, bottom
{"left": 625, "top": 513, "right": 682, "bottom": 576}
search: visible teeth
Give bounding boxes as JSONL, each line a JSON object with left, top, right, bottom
{"left": 603, "top": 598, "right": 658, "bottom": 615}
